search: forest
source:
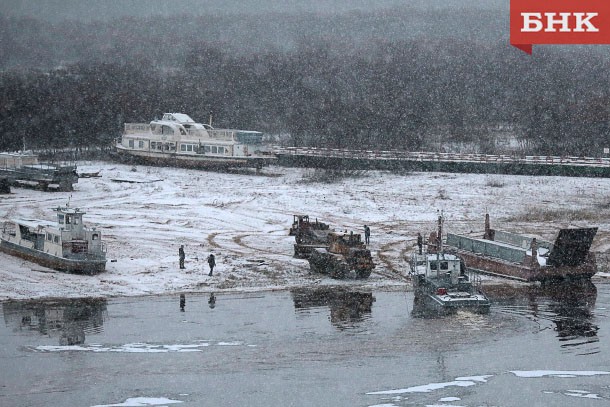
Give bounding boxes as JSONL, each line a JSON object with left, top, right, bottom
{"left": 0, "top": 4, "right": 609, "bottom": 156}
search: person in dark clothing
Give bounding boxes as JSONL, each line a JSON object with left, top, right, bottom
{"left": 208, "top": 292, "right": 216, "bottom": 309}
{"left": 364, "top": 225, "right": 371, "bottom": 245}
{"left": 178, "top": 245, "right": 185, "bottom": 269}
{"left": 417, "top": 232, "right": 423, "bottom": 255}
{"left": 180, "top": 294, "right": 186, "bottom": 312}
{"left": 207, "top": 253, "right": 216, "bottom": 276}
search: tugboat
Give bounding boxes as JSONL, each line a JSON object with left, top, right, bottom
{"left": 0, "top": 205, "right": 107, "bottom": 274}
{"left": 410, "top": 214, "right": 490, "bottom": 315}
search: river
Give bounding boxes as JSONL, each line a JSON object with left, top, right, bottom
{"left": 1, "top": 281, "right": 609, "bottom": 407}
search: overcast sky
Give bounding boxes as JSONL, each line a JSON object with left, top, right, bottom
{"left": 1, "top": 0, "right": 506, "bottom": 22}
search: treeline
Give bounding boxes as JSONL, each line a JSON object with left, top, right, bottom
{"left": 0, "top": 11, "right": 609, "bottom": 156}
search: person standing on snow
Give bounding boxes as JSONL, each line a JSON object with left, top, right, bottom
{"left": 179, "top": 245, "right": 186, "bottom": 269}
{"left": 364, "top": 225, "right": 371, "bottom": 245}
{"left": 207, "top": 253, "right": 216, "bottom": 276}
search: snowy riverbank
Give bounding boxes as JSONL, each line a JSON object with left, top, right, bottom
{"left": 1, "top": 162, "right": 609, "bottom": 300}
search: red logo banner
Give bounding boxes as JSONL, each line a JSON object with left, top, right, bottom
{"left": 510, "top": 0, "right": 610, "bottom": 54}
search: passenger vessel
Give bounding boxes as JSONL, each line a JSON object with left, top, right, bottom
{"left": 0, "top": 206, "right": 106, "bottom": 274}
{"left": 116, "top": 113, "right": 276, "bottom": 169}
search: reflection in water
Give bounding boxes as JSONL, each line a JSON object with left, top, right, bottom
{"left": 487, "top": 280, "right": 599, "bottom": 352}
{"left": 2, "top": 298, "right": 107, "bottom": 345}
{"left": 291, "top": 287, "right": 375, "bottom": 329}
{"left": 180, "top": 294, "right": 186, "bottom": 312}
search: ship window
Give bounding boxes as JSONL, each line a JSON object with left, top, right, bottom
{"left": 128, "top": 139, "right": 134, "bottom": 148}
{"left": 47, "top": 233, "right": 52, "bottom": 241}
{"left": 217, "top": 147, "right": 225, "bottom": 154}
{"left": 92, "top": 234, "right": 98, "bottom": 240}
{"left": 212, "top": 146, "right": 218, "bottom": 154}
{"left": 180, "top": 144, "right": 186, "bottom": 152}
{"left": 204, "top": 146, "right": 211, "bottom": 153}
{"left": 138, "top": 140, "right": 144, "bottom": 148}
{"left": 186, "top": 144, "right": 193, "bottom": 152}
{"left": 58, "top": 214, "right": 64, "bottom": 224}
{"left": 54, "top": 236, "right": 59, "bottom": 243}
{"left": 440, "top": 261, "right": 449, "bottom": 270}
{"left": 161, "top": 125, "right": 174, "bottom": 135}
{"left": 429, "top": 261, "right": 437, "bottom": 270}
{"left": 66, "top": 215, "right": 71, "bottom": 224}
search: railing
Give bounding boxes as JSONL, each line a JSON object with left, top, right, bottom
{"left": 273, "top": 146, "right": 610, "bottom": 168}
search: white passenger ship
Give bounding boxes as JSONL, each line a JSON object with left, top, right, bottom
{"left": 0, "top": 206, "right": 106, "bottom": 274}
{"left": 116, "top": 113, "right": 276, "bottom": 169}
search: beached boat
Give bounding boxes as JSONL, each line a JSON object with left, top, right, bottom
{"left": 116, "top": 113, "right": 276, "bottom": 169}
{"left": 0, "top": 151, "right": 78, "bottom": 191}
{"left": 410, "top": 215, "right": 490, "bottom": 315}
{"left": 445, "top": 214, "right": 598, "bottom": 282}
{"left": 0, "top": 206, "right": 106, "bottom": 274}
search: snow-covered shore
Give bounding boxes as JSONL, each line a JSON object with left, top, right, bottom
{"left": 1, "top": 162, "right": 609, "bottom": 300}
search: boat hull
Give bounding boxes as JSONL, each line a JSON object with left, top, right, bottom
{"left": 453, "top": 249, "right": 597, "bottom": 282}
{"left": 115, "top": 145, "right": 275, "bottom": 170}
{"left": 0, "top": 239, "right": 106, "bottom": 275}
{"left": 412, "top": 275, "right": 490, "bottom": 315}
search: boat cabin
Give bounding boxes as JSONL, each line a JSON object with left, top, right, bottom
{"left": 411, "top": 253, "right": 464, "bottom": 286}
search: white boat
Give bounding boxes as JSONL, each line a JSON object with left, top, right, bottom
{"left": 0, "top": 206, "right": 107, "bottom": 274}
{"left": 410, "top": 214, "right": 490, "bottom": 315}
{"left": 116, "top": 113, "right": 276, "bottom": 169}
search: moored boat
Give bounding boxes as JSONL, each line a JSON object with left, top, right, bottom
{"left": 116, "top": 113, "right": 276, "bottom": 169}
{"left": 445, "top": 214, "right": 598, "bottom": 282}
{"left": 0, "top": 206, "right": 107, "bottom": 274}
{"left": 410, "top": 214, "right": 490, "bottom": 315}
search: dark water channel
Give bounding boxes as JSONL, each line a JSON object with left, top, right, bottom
{"left": 1, "top": 282, "right": 609, "bottom": 407}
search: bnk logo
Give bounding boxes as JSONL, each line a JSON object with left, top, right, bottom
{"left": 510, "top": 0, "right": 610, "bottom": 54}
{"left": 521, "top": 13, "right": 599, "bottom": 33}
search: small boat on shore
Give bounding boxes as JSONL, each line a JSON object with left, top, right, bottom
{"left": 445, "top": 214, "right": 598, "bottom": 282}
{"left": 0, "top": 205, "right": 107, "bottom": 274}
{"left": 116, "top": 113, "right": 276, "bottom": 170}
{"left": 410, "top": 215, "right": 490, "bottom": 315}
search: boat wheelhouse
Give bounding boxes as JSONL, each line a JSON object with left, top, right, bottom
{"left": 116, "top": 113, "right": 276, "bottom": 169}
{"left": 0, "top": 206, "right": 106, "bottom": 274}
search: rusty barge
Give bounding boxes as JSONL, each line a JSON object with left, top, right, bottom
{"left": 445, "top": 215, "right": 598, "bottom": 282}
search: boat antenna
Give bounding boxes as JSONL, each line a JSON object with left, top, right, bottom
{"left": 66, "top": 194, "right": 72, "bottom": 208}
{"left": 209, "top": 111, "right": 213, "bottom": 126}
{"left": 437, "top": 210, "right": 444, "bottom": 256}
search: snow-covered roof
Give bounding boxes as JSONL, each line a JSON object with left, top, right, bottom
{"left": 165, "top": 113, "right": 195, "bottom": 123}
